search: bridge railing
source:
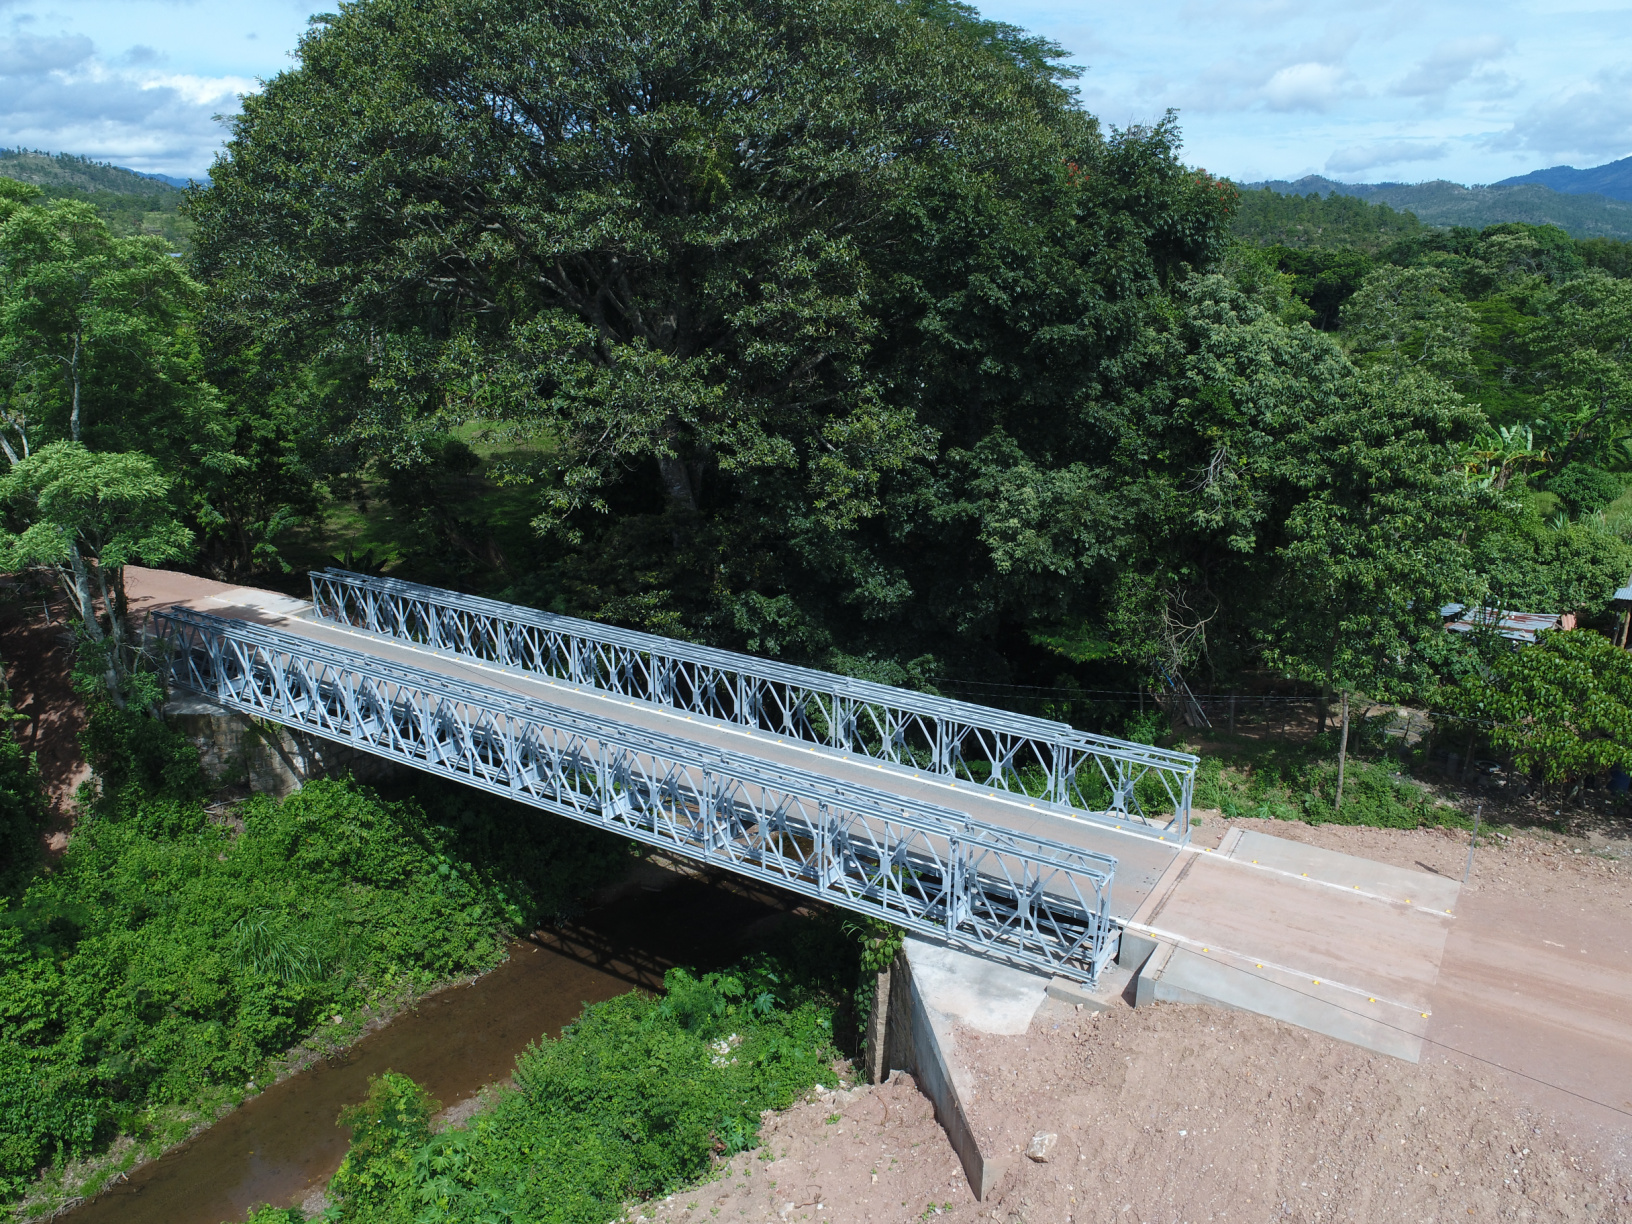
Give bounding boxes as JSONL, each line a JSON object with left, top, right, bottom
{"left": 151, "top": 606, "right": 1122, "bottom": 984}
{"left": 308, "top": 569, "right": 1197, "bottom": 840}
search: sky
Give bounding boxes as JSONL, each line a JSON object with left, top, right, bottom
{"left": 0, "top": 0, "right": 1628, "bottom": 184}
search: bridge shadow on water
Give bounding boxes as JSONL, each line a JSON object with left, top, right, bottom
{"left": 531, "top": 867, "right": 810, "bottom": 994}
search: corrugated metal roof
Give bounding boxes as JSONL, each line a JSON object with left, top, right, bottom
{"left": 1442, "top": 606, "right": 1573, "bottom": 644}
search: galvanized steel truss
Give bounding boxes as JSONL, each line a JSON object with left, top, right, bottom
{"left": 152, "top": 607, "right": 1122, "bottom": 984}
{"left": 309, "top": 570, "right": 1198, "bottom": 840}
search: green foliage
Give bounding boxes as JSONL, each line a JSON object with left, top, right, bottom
{"left": 845, "top": 915, "right": 904, "bottom": 1023}
{"left": 1239, "top": 177, "right": 1632, "bottom": 241}
{"left": 1342, "top": 266, "right": 1478, "bottom": 381}
{"left": 1548, "top": 464, "right": 1623, "bottom": 518}
{"left": 1260, "top": 245, "right": 1375, "bottom": 329}
{"left": 188, "top": 0, "right": 1234, "bottom": 668}
{"left": 0, "top": 196, "right": 215, "bottom": 456}
{"left": 1230, "top": 188, "right": 1424, "bottom": 253}
{"left": 0, "top": 773, "right": 627, "bottom": 1200}
{"left": 242, "top": 1208, "right": 307, "bottom": 1224}
{"left": 326, "top": 958, "right": 840, "bottom": 1223}
{"left": 79, "top": 700, "right": 206, "bottom": 815}
{"left": 1263, "top": 369, "right": 1485, "bottom": 701}
{"left": 1194, "top": 746, "right": 1456, "bottom": 829}
{"left": 1471, "top": 512, "right": 1632, "bottom": 612}
{"left": 329, "top": 1073, "right": 440, "bottom": 1214}
{"left": 0, "top": 152, "right": 191, "bottom": 251}
{"left": 1439, "top": 630, "right": 1632, "bottom": 787}
{"left": 1577, "top": 237, "right": 1632, "bottom": 280}
{"left": 0, "top": 699, "right": 45, "bottom": 898}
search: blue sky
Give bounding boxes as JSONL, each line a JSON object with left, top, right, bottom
{"left": 0, "top": 0, "right": 1628, "bottom": 183}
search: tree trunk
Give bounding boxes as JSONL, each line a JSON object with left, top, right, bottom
{"left": 1334, "top": 690, "right": 1350, "bottom": 812}
{"left": 65, "top": 543, "right": 125, "bottom": 705}
{"left": 69, "top": 330, "right": 82, "bottom": 444}
{"left": 657, "top": 455, "right": 696, "bottom": 512}
{"left": 65, "top": 541, "right": 102, "bottom": 635}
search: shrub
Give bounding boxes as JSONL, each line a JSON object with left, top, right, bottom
{"left": 0, "top": 777, "right": 627, "bottom": 1200}
{"left": 1195, "top": 746, "right": 1458, "bottom": 828}
{"left": 1548, "top": 464, "right": 1622, "bottom": 519}
{"left": 1438, "top": 628, "right": 1632, "bottom": 787}
{"left": 325, "top": 962, "right": 841, "bottom": 1224}
{"left": 0, "top": 706, "right": 46, "bottom": 897}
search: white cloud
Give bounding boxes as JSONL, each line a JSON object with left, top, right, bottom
{"left": 1487, "top": 66, "right": 1632, "bottom": 162}
{"left": 1392, "top": 34, "right": 1510, "bottom": 99}
{"left": 1262, "top": 61, "right": 1357, "bottom": 112}
{"left": 1159, "top": 23, "right": 1362, "bottom": 114}
{"left": 0, "top": 49, "right": 253, "bottom": 175}
{"left": 1325, "top": 140, "right": 1449, "bottom": 174}
{"left": 137, "top": 72, "right": 255, "bottom": 107}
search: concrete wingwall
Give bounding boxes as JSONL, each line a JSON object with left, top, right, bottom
{"left": 863, "top": 944, "right": 1012, "bottom": 1201}
{"left": 163, "top": 693, "right": 406, "bottom": 798}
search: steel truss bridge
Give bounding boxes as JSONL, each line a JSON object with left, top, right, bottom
{"left": 308, "top": 570, "right": 1197, "bottom": 837}
{"left": 151, "top": 572, "right": 1199, "bottom": 985}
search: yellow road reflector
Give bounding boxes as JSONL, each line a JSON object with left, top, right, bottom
{"left": 1313, "top": 979, "right": 1320, "bottom": 984}
{"left": 1369, "top": 997, "right": 1376, "bottom": 1003}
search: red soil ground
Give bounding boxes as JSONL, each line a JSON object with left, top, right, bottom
{"left": 633, "top": 820, "right": 1632, "bottom": 1224}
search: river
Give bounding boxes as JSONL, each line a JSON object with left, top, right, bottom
{"left": 63, "top": 870, "right": 796, "bottom": 1224}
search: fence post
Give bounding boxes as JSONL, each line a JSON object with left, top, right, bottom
{"left": 1228, "top": 693, "right": 1236, "bottom": 737}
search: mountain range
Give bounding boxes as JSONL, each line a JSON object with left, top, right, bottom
{"left": 1494, "top": 156, "right": 1632, "bottom": 202}
{"left": 1237, "top": 173, "right": 1632, "bottom": 240}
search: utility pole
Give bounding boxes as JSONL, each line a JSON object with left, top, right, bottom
{"left": 1334, "top": 689, "right": 1351, "bottom": 813}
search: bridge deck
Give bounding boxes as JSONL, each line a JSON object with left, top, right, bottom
{"left": 128, "top": 569, "right": 1182, "bottom": 921}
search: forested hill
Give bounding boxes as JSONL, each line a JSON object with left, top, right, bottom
{"left": 1238, "top": 174, "right": 1632, "bottom": 240}
{"left": 1496, "top": 156, "right": 1632, "bottom": 202}
{"left": 0, "top": 148, "right": 192, "bottom": 250}
{"left": 0, "top": 149, "right": 191, "bottom": 194}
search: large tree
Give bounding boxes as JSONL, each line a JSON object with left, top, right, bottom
{"left": 189, "top": 0, "right": 1234, "bottom": 666}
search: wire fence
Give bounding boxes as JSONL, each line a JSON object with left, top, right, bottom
{"left": 930, "top": 678, "right": 1504, "bottom": 752}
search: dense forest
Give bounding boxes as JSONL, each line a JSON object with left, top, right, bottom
{"left": 0, "top": 0, "right": 1628, "bottom": 753}
{"left": 2, "top": 0, "right": 1632, "bottom": 1215}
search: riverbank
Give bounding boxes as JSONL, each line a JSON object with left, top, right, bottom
{"left": 41, "top": 867, "right": 810, "bottom": 1223}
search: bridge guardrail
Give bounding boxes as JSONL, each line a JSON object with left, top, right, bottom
{"left": 309, "top": 569, "right": 1197, "bottom": 840}
{"left": 151, "top": 606, "right": 1123, "bottom": 984}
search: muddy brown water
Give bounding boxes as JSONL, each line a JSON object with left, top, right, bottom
{"left": 64, "top": 873, "right": 797, "bottom": 1224}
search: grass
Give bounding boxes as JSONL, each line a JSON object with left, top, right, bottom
{"left": 1185, "top": 735, "right": 1469, "bottom": 830}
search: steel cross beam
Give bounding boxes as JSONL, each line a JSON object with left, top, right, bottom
{"left": 151, "top": 607, "right": 1123, "bottom": 984}
{"left": 308, "top": 569, "right": 1199, "bottom": 841}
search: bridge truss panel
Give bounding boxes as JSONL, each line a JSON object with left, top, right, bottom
{"left": 151, "top": 608, "right": 1122, "bottom": 984}
{"left": 308, "top": 569, "right": 1198, "bottom": 841}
